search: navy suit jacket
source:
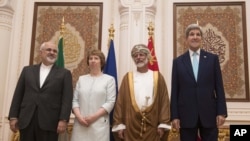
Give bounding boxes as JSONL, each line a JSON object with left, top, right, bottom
{"left": 170, "top": 49, "right": 227, "bottom": 128}
{"left": 9, "top": 64, "right": 73, "bottom": 132}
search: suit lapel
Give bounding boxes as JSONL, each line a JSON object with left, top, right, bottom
{"left": 182, "top": 51, "right": 196, "bottom": 82}
{"left": 197, "top": 50, "right": 208, "bottom": 82}
{"left": 33, "top": 64, "right": 41, "bottom": 89}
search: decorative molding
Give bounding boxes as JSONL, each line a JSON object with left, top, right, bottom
{"left": 228, "top": 107, "right": 250, "bottom": 113}
{"left": 120, "top": 0, "right": 155, "bottom": 7}
{"left": 133, "top": 11, "right": 141, "bottom": 25}
{"left": 228, "top": 109, "right": 250, "bottom": 117}
{"left": 145, "top": 9, "right": 155, "bottom": 24}
{"left": 110, "top": 0, "right": 115, "bottom": 22}
{"left": 229, "top": 111, "right": 250, "bottom": 115}
{"left": 225, "top": 108, "right": 250, "bottom": 123}
{"left": 17, "top": 0, "right": 26, "bottom": 77}
{"left": 0, "top": 26, "right": 10, "bottom": 31}
{"left": 119, "top": 5, "right": 129, "bottom": 32}
{"left": 0, "top": 13, "right": 12, "bottom": 24}
{"left": 0, "top": 8, "right": 13, "bottom": 31}
{"left": 119, "top": 8, "right": 129, "bottom": 25}
{"left": 0, "top": 0, "right": 14, "bottom": 11}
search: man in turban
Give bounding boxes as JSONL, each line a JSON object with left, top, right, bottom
{"left": 112, "top": 44, "right": 170, "bottom": 141}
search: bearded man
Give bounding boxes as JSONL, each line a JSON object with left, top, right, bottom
{"left": 9, "top": 41, "right": 73, "bottom": 141}
{"left": 112, "top": 44, "right": 170, "bottom": 141}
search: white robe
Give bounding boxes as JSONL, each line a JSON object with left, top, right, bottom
{"left": 71, "top": 74, "right": 116, "bottom": 141}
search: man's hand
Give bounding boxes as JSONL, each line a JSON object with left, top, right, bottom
{"left": 172, "top": 119, "right": 180, "bottom": 132}
{"left": 9, "top": 119, "right": 19, "bottom": 133}
{"left": 157, "top": 128, "right": 164, "bottom": 138}
{"left": 118, "top": 129, "right": 124, "bottom": 139}
{"left": 57, "top": 120, "right": 67, "bottom": 134}
{"left": 217, "top": 115, "right": 226, "bottom": 126}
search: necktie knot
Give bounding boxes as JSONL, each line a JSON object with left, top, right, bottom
{"left": 193, "top": 52, "right": 198, "bottom": 56}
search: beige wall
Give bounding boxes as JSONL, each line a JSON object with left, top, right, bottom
{"left": 0, "top": 0, "right": 250, "bottom": 140}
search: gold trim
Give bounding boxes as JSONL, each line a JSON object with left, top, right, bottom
{"left": 153, "top": 71, "right": 158, "bottom": 101}
{"left": 167, "top": 127, "right": 230, "bottom": 141}
{"left": 128, "top": 71, "right": 159, "bottom": 113}
{"left": 11, "top": 131, "right": 20, "bottom": 141}
{"left": 11, "top": 124, "right": 74, "bottom": 141}
{"left": 60, "top": 17, "right": 65, "bottom": 37}
{"left": 128, "top": 72, "right": 140, "bottom": 112}
{"left": 108, "top": 23, "right": 115, "bottom": 39}
{"left": 147, "top": 21, "right": 154, "bottom": 37}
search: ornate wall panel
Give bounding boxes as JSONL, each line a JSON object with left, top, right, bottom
{"left": 30, "top": 2, "right": 103, "bottom": 87}
{"left": 173, "top": 2, "right": 249, "bottom": 102}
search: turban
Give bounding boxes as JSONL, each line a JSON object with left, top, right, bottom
{"left": 131, "top": 44, "right": 151, "bottom": 58}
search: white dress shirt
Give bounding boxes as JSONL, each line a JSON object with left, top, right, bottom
{"left": 40, "top": 63, "right": 53, "bottom": 88}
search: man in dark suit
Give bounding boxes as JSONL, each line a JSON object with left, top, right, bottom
{"left": 170, "top": 24, "right": 227, "bottom": 141}
{"left": 8, "top": 41, "right": 73, "bottom": 141}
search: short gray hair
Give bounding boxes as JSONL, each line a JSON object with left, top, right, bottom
{"left": 185, "top": 24, "right": 203, "bottom": 38}
{"left": 40, "top": 42, "right": 46, "bottom": 50}
{"left": 39, "top": 42, "right": 56, "bottom": 50}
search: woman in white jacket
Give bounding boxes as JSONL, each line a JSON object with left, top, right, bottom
{"left": 71, "top": 49, "right": 116, "bottom": 141}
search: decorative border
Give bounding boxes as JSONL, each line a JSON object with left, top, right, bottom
{"left": 30, "top": 2, "right": 103, "bottom": 87}
{"left": 173, "top": 2, "right": 249, "bottom": 102}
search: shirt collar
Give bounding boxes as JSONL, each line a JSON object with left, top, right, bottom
{"left": 41, "top": 63, "right": 53, "bottom": 69}
{"left": 189, "top": 48, "right": 200, "bottom": 56}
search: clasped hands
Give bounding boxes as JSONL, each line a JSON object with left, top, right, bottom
{"left": 76, "top": 115, "right": 98, "bottom": 127}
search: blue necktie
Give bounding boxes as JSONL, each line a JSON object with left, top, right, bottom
{"left": 192, "top": 52, "right": 199, "bottom": 81}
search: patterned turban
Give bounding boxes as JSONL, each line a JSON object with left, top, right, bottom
{"left": 131, "top": 44, "right": 151, "bottom": 59}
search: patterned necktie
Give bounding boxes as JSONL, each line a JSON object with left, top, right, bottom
{"left": 192, "top": 52, "right": 199, "bottom": 81}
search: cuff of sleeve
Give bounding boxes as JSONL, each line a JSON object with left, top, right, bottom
{"left": 9, "top": 118, "right": 18, "bottom": 121}
{"left": 112, "top": 124, "right": 126, "bottom": 132}
{"left": 158, "top": 123, "right": 172, "bottom": 130}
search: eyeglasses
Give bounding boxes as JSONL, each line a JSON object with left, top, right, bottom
{"left": 43, "top": 48, "right": 58, "bottom": 53}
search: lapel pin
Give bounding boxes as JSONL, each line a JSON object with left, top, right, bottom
{"left": 204, "top": 56, "right": 207, "bottom": 58}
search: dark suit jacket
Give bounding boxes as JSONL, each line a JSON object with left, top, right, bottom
{"left": 170, "top": 49, "right": 227, "bottom": 128}
{"left": 8, "top": 64, "right": 73, "bottom": 132}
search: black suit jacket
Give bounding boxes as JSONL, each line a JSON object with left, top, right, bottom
{"left": 9, "top": 64, "right": 73, "bottom": 132}
{"left": 170, "top": 49, "right": 227, "bottom": 128}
